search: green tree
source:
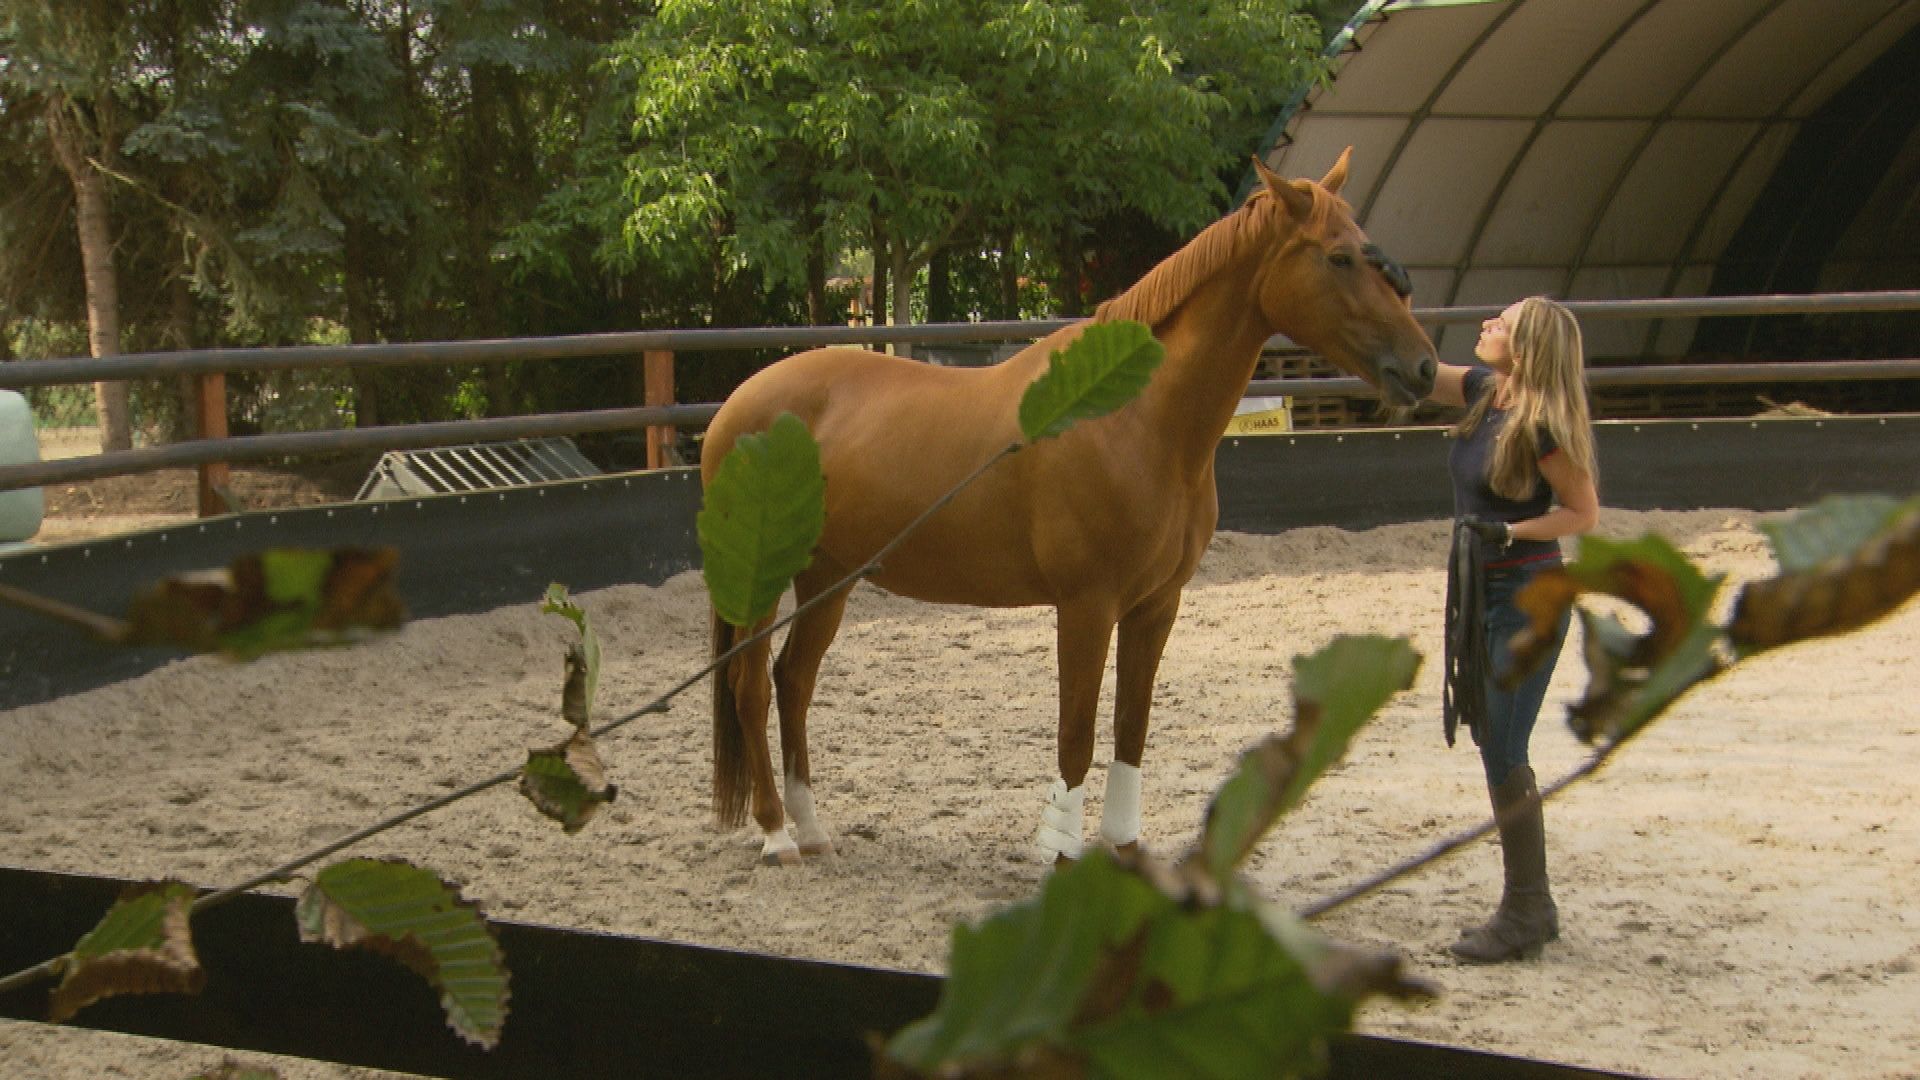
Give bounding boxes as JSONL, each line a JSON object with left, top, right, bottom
{"left": 601, "top": 0, "right": 1328, "bottom": 327}
{"left": 973, "top": 0, "right": 1325, "bottom": 313}
{"left": 122, "top": 0, "right": 650, "bottom": 426}
{"left": 0, "top": 1, "right": 174, "bottom": 449}
{"left": 5, "top": 0, "right": 661, "bottom": 433}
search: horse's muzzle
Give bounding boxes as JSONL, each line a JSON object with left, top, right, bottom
{"left": 1378, "top": 354, "right": 1436, "bottom": 406}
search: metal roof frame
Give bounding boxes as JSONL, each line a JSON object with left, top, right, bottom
{"left": 1257, "top": 0, "right": 1920, "bottom": 362}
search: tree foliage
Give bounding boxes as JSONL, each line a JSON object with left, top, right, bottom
{"left": 3, "top": 0, "right": 1332, "bottom": 435}
{"left": 593, "top": 0, "right": 1329, "bottom": 323}
{"left": 2, "top": 0, "right": 665, "bottom": 432}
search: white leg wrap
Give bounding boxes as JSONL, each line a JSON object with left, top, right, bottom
{"left": 785, "top": 775, "right": 829, "bottom": 850}
{"left": 1100, "top": 762, "right": 1142, "bottom": 847}
{"left": 1034, "top": 779, "right": 1085, "bottom": 861}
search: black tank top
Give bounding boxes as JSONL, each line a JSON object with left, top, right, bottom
{"left": 1448, "top": 367, "right": 1562, "bottom": 566}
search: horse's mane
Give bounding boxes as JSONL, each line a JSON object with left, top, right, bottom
{"left": 1093, "top": 182, "right": 1341, "bottom": 328}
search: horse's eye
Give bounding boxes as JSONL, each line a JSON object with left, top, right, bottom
{"left": 1328, "top": 252, "right": 1354, "bottom": 269}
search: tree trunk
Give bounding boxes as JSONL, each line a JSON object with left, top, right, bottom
{"left": 1052, "top": 232, "right": 1085, "bottom": 317}
{"left": 928, "top": 249, "right": 953, "bottom": 323}
{"left": 998, "top": 230, "right": 1020, "bottom": 319}
{"left": 169, "top": 269, "right": 198, "bottom": 442}
{"left": 468, "top": 64, "right": 513, "bottom": 418}
{"left": 47, "top": 98, "right": 131, "bottom": 452}
{"left": 343, "top": 220, "right": 381, "bottom": 428}
{"left": 803, "top": 199, "right": 829, "bottom": 325}
{"left": 870, "top": 221, "right": 889, "bottom": 329}
{"left": 891, "top": 243, "right": 912, "bottom": 336}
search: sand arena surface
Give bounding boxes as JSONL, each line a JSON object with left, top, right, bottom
{"left": 2, "top": 508, "right": 1917, "bottom": 1079}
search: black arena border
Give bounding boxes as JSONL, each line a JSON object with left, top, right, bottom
{"left": 1, "top": 469, "right": 703, "bottom": 710}
{"left": 0, "top": 864, "right": 1640, "bottom": 1080}
{"left": 4, "top": 415, "right": 1916, "bottom": 712}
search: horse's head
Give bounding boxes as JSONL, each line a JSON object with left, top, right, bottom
{"left": 1250, "top": 149, "right": 1436, "bottom": 406}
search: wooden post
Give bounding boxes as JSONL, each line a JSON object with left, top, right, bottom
{"left": 643, "top": 349, "right": 675, "bottom": 469}
{"left": 195, "top": 371, "right": 230, "bottom": 516}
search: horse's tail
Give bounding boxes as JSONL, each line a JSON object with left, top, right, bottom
{"left": 711, "top": 610, "right": 751, "bottom": 828}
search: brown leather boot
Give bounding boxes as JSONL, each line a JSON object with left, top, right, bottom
{"left": 1451, "top": 764, "right": 1558, "bottom": 963}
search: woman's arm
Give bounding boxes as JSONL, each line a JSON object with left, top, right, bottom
{"left": 1426, "top": 362, "right": 1475, "bottom": 408}
{"left": 1511, "top": 450, "right": 1599, "bottom": 542}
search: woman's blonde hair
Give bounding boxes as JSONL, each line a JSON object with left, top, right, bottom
{"left": 1455, "top": 296, "right": 1597, "bottom": 500}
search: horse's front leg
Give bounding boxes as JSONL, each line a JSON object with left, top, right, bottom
{"left": 1105, "top": 589, "right": 1183, "bottom": 852}
{"left": 1037, "top": 600, "right": 1118, "bottom": 863}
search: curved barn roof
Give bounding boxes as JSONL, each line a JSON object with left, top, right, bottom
{"left": 1258, "top": 0, "right": 1920, "bottom": 364}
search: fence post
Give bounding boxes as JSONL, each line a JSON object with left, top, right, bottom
{"left": 195, "top": 372, "right": 230, "bottom": 516}
{"left": 643, "top": 349, "right": 675, "bottom": 469}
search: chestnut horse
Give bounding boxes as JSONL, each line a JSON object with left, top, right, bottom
{"left": 704, "top": 150, "right": 1436, "bottom": 864}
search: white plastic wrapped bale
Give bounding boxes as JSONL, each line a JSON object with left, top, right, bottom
{"left": 0, "top": 390, "right": 45, "bottom": 546}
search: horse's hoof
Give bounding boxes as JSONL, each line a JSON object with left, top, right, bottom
{"left": 1053, "top": 852, "right": 1076, "bottom": 870}
{"left": 798, "top": 838, "right": 834, "bottom": 857}
{"left": 759, "top": 829, "right": 802, "bottom": 866}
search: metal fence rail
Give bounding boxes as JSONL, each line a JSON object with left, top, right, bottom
{"left": 0, "top": 404, "right": 718, "bottom": 492}
{"left": 3, "top": 290, "right": 1918, "bottom": 389}
{"left": 3, "top": 290, "right": 1918, "bottom": 496}
{"left": 1248, "top": 357, "right": 1920, "bottom": 400}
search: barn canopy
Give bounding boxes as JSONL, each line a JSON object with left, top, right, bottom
{"left": 1258, "top": 0, "right": 1920, "bottom": 363}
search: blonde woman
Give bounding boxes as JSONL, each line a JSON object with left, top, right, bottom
{"left": 1426, "top": 296, "right": 1599, "bottom": 963}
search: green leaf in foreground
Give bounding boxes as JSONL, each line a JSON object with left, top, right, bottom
{"left": 121, "top": 547, "right": 406, "bottom": 659}
{"left": 541, "top": 584, "right": 601, "bottom": 728}
{"left": 1018, "top": 320, "right": 1164, "bottom": 442}
{"left": 880, "top": 851, "right": 1427, "bottom": 1079}
{"left": 1758, "top": 494, "right": 1910, "bottom": 573}
{"left": 1504, "top": 534, "right": 1730, "bottom": 747}
{"left": 520, "top": 729, "right": 617, "bottom": 833}
{"left": 1197, "top": 636, "right": 1418, "bottom": 883}
{"left": 1731, "top": 495, "right": 1920, "bottom": 656}
{"left": 1571, "top": 611, "right": 1725, "bottom": 748}
{"left": 883, "top": 851, "right": 1165, "bottom": 1074}
{"left": 698, "top": 412, "right": 826, "bottom": 629}
{"left": 1077, "top": 904, "right": 1355, "bottom": 1080}
{"left": 296, "top": 858, "right": 509, "bottom": 1049}
{"left": 49, "top": 881, "right": 203, "bottom": 1022}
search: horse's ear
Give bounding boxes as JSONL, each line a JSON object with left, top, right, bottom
{"left": 1253, "top": 155, "right": 1315, "bottom": 219}
{"left": 1321, "top": 146, "right": 1353, "bottom": 195}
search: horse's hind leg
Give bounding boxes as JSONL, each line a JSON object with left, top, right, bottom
{"left": 724, "top": 616, "right": 797, "bottom": 865}
{"left": 775, "top": 565, "right": 854, "bottom": 857}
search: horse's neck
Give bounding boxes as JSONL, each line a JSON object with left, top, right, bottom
{"left": 1133, "top": 263, "right": 1274, "bottom": 474}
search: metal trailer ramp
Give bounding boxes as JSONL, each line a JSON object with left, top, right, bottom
{"left": 355, "top": 436, "right": 600, "bottom": 501}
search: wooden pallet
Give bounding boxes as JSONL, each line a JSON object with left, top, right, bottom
{"left": 1289, "top": 397, "right": 1360, "bottom": 429}
{"left": 1259, "top": 350, "right": 1366, "bottom": 428}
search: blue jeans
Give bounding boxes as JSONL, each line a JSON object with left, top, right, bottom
{"left": 1478, "top": 559, "right": 1571, "bottom": 788}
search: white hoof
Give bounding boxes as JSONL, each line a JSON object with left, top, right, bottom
{"left": 760, "top": 828, "right": 800, "bottom": 866}
{"left": 794, "top": 822, "right": 833, "bottom": 856}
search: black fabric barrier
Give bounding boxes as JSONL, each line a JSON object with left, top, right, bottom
{"left": 1215, "top": 413, "right": 1920, "bottom": 534}
{"left": 0, "top": 470, "right": 702, "bottom": 710}
{"left": 0, "top": 864, "right": 1641, "bottom": 1080}
{"left": 5, "top": 415, "right": 1916, "bottom": 709}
